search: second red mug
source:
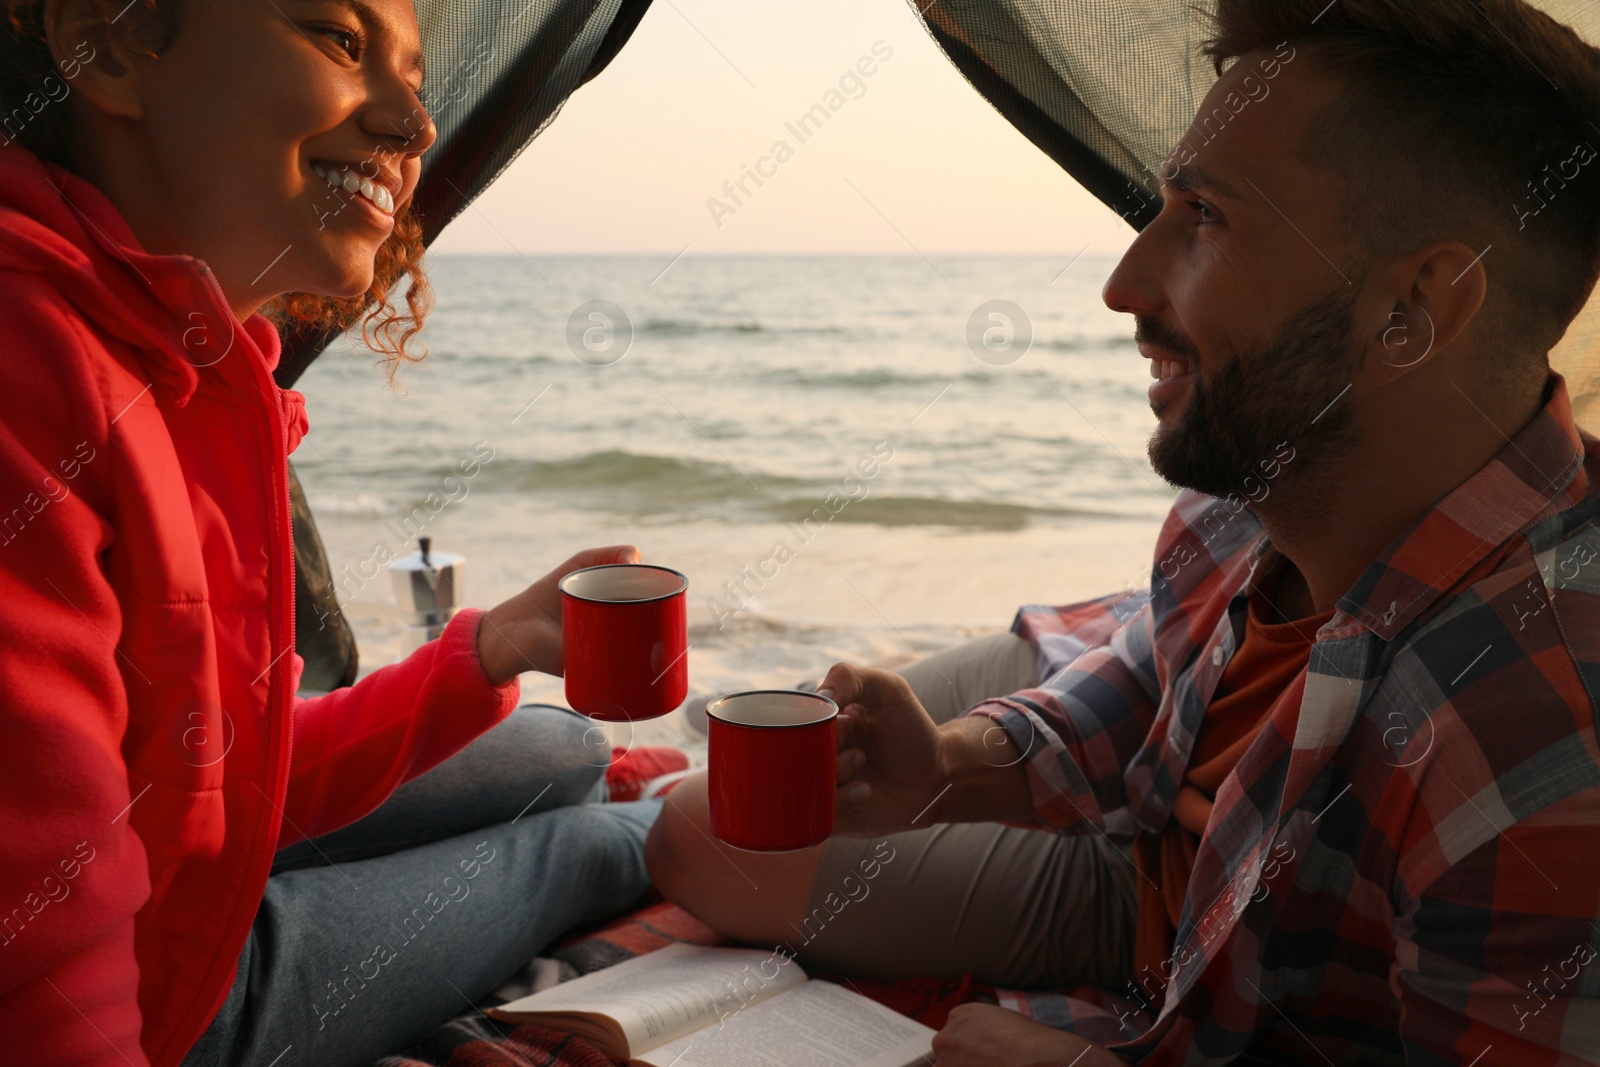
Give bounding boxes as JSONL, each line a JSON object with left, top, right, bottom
{"left": 707, "top": 689, "right": 838, "bottom": 852}
{"left": 559, "top": 564, "right": 689, "bottom": 721}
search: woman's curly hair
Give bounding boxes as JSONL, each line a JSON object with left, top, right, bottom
{"left": 1, "top": 0, "right": 432, "bottom": 373}
{"left": 270, "top": 205, "right": 432, "bottom": 374}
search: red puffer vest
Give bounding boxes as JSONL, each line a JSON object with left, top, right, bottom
{"left": 0, "top": 144, "right": 519, "bottom": 1066}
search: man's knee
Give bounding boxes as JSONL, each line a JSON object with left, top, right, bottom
{"left": 897, "top": 630, "right": 1038, "bottom": 722}
{"left": 644, "top": 773, "right": 823, "bottom": 945}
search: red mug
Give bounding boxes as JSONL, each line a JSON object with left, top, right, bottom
{"left": 559, "top": 564, "right": 689, "bottom": 722}
{"left": 707, "top": 690, "right": 839, "bottom": 852}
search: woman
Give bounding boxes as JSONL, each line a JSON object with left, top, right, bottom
{"left": 0, "top": 0, "right": 669, "bottom": 1063}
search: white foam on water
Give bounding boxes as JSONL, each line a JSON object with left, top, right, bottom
{"left": 295, "top": 255, "right": 1174, "bottom": 748}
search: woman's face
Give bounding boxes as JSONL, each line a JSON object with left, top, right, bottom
{"left": 66, "top": 0, "right": 436, "bottom": 316}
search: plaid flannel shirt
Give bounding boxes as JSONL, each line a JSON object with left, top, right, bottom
{"left": 970, "top": 373, "right": 1600, "bottom": 1065}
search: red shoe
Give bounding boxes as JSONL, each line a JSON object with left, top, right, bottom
{"left": 606, "top": 745, "right": 691, "bottom": 802}
{"left": 639, "top": 766, "right": 699, "bottom": 800}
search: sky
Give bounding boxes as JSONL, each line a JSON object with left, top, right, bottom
{"left": 428, "top": 0, "right": 1144, "bottom": 256}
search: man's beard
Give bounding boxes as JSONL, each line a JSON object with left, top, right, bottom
{"left": 1145, "top": 286, "right": 1361, "bottom": 500}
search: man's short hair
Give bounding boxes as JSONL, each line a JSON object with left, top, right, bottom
{"left": 1205, "top": 0, "right": 1600, "bottom": 378}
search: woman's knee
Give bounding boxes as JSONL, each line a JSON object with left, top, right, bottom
{"left": 481, "top": 703, "right": 609, "bottom": 806}
{"left": 497, "top": 798, "right": 659, "bottom": 911}
{"left": 500, "top": 703, "right": 609, "bottom": 758}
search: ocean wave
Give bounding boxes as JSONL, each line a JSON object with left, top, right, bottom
{"left": 464, "top": 450, "right": 812, "bottom": 504}
{"left": 637, "top": 318, "right": 849, "bottom": 338}
{"left": 305, "top": 491, "right": 390, "bottom": 516}
{"left": 766, "top": 367, "right": 1061, "bottom": 391}
{"left": 1036, "top": 335, "right": 1137, "bottom": 352}
{"left": 688, "top": 607, "right": 979, "bottom": 649}
{"left": 639, "top": 318, "right": 763, "bottom": 336}
{"left": 443, "top": 452, "right": 1147, "bottom": 528}
{"left": 774, "top": 495, "right": 1128, "bottom": 530}
{"left": 766, "top": 368, "right": 949, "bottom": 390}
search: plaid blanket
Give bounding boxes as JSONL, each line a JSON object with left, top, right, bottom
{"left": 374, "top": 901, "right": 994, "bottom": 1067}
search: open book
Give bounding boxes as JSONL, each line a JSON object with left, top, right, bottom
{"left": 490, "top": 942, "right": 936, "bottom": 1067}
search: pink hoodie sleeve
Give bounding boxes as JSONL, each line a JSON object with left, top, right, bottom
{"left": 279, "top": 609, "right": 522, "bottom": 845}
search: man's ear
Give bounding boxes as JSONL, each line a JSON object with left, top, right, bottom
{"left": 43, "top": 0, "right": 158, "bottom": 121}
{"left": 1359, "top": 242, "right": 1488, "bottom": 385}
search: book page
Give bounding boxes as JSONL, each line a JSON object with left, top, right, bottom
{"left": 493, "top": 943, "right": 808, "bottom": 1055}
{"left": 635, "top": 980, "right": 936, "bottom": 1067}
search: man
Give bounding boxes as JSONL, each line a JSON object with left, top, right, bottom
{"left": 646, "top": 0, "right": 1600, "bottom": 1063}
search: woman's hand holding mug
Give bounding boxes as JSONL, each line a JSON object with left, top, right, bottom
{"left": 475, "top": 545, "right": 641, "bottom": 686}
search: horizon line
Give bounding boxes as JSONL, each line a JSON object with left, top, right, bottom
{"left": 426, "top": 249, "right": 1128, "bottom": 258}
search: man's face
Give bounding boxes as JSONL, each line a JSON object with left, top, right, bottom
{"left": 1103, "top": 49, "right": 1364, "bottom": 499}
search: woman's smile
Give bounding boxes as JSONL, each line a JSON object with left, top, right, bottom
{"left": 309, "top": 159, "right": 398, "bottom": 233}
{"left": 310, "top": 159, "right": 397, "bottom": 215}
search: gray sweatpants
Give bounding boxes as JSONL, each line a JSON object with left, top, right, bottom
{"left": 793, "top": 632, "right": 1139, "bottom": 992}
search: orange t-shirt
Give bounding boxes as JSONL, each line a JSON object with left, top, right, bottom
{"left": 1130, "top": 571, "right": 1334, "bottom": 988}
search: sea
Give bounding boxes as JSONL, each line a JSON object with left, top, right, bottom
{"left": 293, "top": 254, "right": 1177, "bottom": 744}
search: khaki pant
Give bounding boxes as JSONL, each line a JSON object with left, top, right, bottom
{"left": 793, "top": 632, "right": 1139, "bottom": 992}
